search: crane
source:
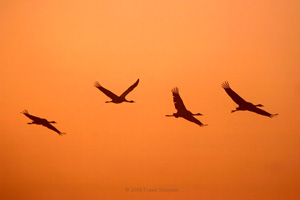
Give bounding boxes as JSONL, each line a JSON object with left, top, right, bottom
{"left": 222, "top": 81, "right": 278, "bottom": 118}
{"left": 94, "top": 79, "right": 139, "bottom": 103}
{"left": 21, "top": 110, "right": 66, "bottom": 135}
{"left": 166, "top": 87, "right": 207, "bottom": 127}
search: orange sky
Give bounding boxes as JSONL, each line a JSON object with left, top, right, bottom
{"left": 1, "top": 0, "right": 300, "bottom": 199}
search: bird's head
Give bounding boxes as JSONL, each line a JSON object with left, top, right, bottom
{"left": 49, "top": 121, "right": 57, "bottom": 124}
{"left": 127, "top": 100, "right": 135, "bottom": 103}
{"left": 194, "top": 113, "right": 203, "bottom": 116}
{"left": 255, "top": 104, "right": 264, "bottom": 107}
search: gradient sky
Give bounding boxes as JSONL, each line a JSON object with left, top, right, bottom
{"left": 1, "top": 0, "right": 300, "bottom": 199}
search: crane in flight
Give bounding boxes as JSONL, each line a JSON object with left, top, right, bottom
{"left": 222, "top": 81, "right": 278, "bottom": 118}
{"left": 21, "top": 110, "right": 66, "bottom": 135}
{"left": 166, "top": 87, "right": 207, "bottom": 127}
{"left": 94, "top": 79, "right": 139, "bottom": 103}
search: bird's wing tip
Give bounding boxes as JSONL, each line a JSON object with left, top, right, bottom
{"left": 222, "top": 81, "right": 230, "bottom": 89}
{"left": 94, "top": 81, "right": 101, "bottom": 87}
{"left": 21, "top": 109, "right": 28, "bottom": 114}
{"left": 172, "top": 87, "right": 179, "bottom": 94}
{"left": 135, "top": 79, "right": 140, "bottom": 85}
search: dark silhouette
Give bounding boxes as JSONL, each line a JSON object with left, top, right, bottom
{"left": 222, "top": 81, "right": 278, "bottom": 118}
{"left": 166, "top": 87, "right": 207, "bottom": 127}
{"left": 21, "top": 110, "right": 66, "bottom": 135}
{"left": 94, "top": 79, "right": 139, "bottom": 103}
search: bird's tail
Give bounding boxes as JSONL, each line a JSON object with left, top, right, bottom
{"left": 59, "top": 132, "right": 66, "bottom": 136}
{"left": 270, "top": 113, "right": 278, "bottom": 118}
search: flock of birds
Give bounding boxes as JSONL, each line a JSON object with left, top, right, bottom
{"left": 22, "top": 80, "right": 278, "bottom": 135}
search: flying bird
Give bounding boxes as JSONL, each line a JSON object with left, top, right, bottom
{"left": 94, "top": 79, "right": 139, "bottom": 103}
{"left": 21, "top": 110, "right": 66, "bottom": 135}
{"left": 166, "top": 87, "right": 207, "bottom": 127}
{"left": 222, "top": 81, "right": 278, "bottom": 118}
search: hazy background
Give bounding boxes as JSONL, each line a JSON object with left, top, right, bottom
{"left": 1, "top": 0, "right": 300, "bottom": 199}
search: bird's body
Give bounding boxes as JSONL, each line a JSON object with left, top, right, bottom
{"left": 22, "top": 110, "right": 65, "bottom": 135}
{"left": 94, "top": 79, "right": 139, "bottom": 103}
{"left": 166, "top": 87, "right": 207, "bottom": 127}
{"left": 222, "top": 81, "right": 278, "bottom": 118}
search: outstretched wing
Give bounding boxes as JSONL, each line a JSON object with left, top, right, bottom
{"left": 22, "top": 110, "right": 42, "bottom": 121}
{"left": 42, "top": 123, "right": 63, "bottom": 135}
{"left": 120, "top": 79, "right": 139, "bottom": 98}
{"left": 172, "top": 87, "right": 187, "bottom": 112}
{"left": 249, "top": 107, "right": 278, "bottom": 118}
{"left": 222, "top": 81, "right": 246, "bottom": 105}
{"left": 94, "top": 81, "right": 119, "bottom": 100}
{"left": 182, "top": 115, "right": 208, "bottom": 127}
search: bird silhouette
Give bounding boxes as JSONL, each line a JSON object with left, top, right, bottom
{"left": 21, "top": 110, "right": 66, "bottom": 135}
{"left": 166, "top": 87, "right": 207, "bottom": 127}
{"left": 222, "top": 81, "right": 278, "bottom": 118}
{"left": 94, "top": 79, "right": 139, "bottom": 103}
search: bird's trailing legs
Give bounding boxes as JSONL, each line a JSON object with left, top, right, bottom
{"left": 166, "top": 114, "right": 175, "bottom": 117}
{"left": 192, "top": 113, "right": 203, "bottom": 116}
{"left": 255, "top": 104, "right": 264, "bottom": 107}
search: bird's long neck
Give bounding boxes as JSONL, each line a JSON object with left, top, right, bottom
{"left": 166, "top": 113, "right": 179, "bottom": 118}
{"left": 125, "top": 100, "right": 135, "bottom": 103}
